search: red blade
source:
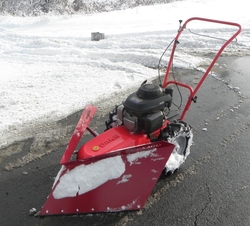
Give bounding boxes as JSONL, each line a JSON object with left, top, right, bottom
{"left": 60, "top": 105, "right": 97, "bottom": 164}
{"left": 40, "top": 141, "right": 175, "bottom": 215}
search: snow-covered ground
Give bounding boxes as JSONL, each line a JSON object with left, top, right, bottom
{"left": 0, "top": 0, "right": 249, "bottom": 149}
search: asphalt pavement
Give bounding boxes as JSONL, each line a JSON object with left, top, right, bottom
{"left": 0, "top": 56, "right": 250, "bottom": 226}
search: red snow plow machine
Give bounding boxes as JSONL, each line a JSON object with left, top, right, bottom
{"left": 40, "top": 17, "right": 241, "bottom": 215}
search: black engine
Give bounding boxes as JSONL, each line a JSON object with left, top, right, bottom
{"left": 106, "top": 82, "right": 173, "bottom": 135}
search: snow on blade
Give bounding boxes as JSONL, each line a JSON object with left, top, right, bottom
{"left": 107, "top": 198, "right": 139, "bottom": 212}
{"left": 117, "top": 174, "right": 132, "bottom": 184}
{"left": 127, "top": 148, "right": 157, "bottom": 165}
{"left": 52, "top": 165, "right": 66, "bottom": 188}
{"left": 53, "top": 156, "right": 125, "bottom": 199}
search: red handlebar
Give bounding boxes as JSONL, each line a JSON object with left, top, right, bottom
{"left": 162, "top": 17, "right": 241, "bottom": 120}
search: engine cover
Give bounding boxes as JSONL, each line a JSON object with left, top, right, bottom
{"left": 123, "top": 83, "right": 172, "bottom": 115}
{"left": 112, "top": 83, "right": 173, "bottom": 134}
{"left": 105, "top": 83, "right": 173, "bottom": 135}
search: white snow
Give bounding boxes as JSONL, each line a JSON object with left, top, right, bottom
{"left": 127, "top": 148, "right": 157, "bottom": 165}
{"left": 165, "top": 129, "right": 193, "bottom": 173}
{"left": 53, "top": 155, "right": 125, "bottom": 199}
{"left": 117, "top": 174, "right": 132, "bottom": 184}
{"left": 0, "top": 0, "right": 250, "bottom": 149}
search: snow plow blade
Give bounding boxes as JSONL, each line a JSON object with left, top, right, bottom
{"left": 40, "top": 141, "right": 175, "bottom": 215}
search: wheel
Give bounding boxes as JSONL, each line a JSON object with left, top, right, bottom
{"left": 164, "top": 122, "right": 193, "bottom": 174}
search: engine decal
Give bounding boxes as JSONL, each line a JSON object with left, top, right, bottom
{"left": 99, "top": 134, "right": 120, "bottom": 148}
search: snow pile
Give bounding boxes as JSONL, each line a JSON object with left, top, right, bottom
{"left": 0, "top": 0, "right": 177, "bottom": 16}
{"left": 0, "top": 0, "right": 250, "bottom": 150}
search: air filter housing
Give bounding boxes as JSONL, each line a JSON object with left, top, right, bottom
{"left": 123, "top": 83, "right": 172, "bottom": 115}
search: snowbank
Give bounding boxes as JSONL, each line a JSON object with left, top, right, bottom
{"left": 0, "top": 0, "right": 249, "bottom": 150}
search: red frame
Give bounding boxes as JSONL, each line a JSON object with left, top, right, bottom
{"left": 162, "top": 17, "right": 241, "bottom": 120}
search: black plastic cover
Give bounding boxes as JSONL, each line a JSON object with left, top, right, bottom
{"left": 123, "top": 84, "right": 172, "bottom": 115}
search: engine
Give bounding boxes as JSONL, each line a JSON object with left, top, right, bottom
{"left": 106, "top": 82, "right": 173, "bottom": 135}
